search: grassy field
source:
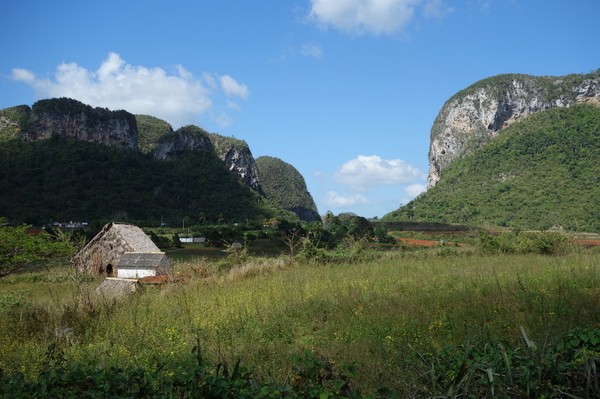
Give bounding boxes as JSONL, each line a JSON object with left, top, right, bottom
{"left": 1, "top": 247, "right": 599, "bottom": 396}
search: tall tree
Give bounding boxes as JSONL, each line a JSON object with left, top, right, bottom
{"left": 0, "top": 219, "right": 75, "bottom": 277}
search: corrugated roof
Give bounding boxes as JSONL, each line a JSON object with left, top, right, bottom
{"left": 117, "top": 252, "right": 167, "bottom": 268}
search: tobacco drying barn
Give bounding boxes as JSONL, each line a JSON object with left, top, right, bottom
{"left": 72, "top": 222, "right": 171, "bottom": 276}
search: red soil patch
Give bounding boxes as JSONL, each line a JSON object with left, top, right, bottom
{"left": 573, "top": 239, "right": 600, "bottom": 248}
{"left": 138, "top": 275, "right": 169, "bottom": 284}
{"left": 398, "top": 238, "right": 440, "bottom": 247}
{"left": 399, "top": 238, "right": 600, "bottom": 248}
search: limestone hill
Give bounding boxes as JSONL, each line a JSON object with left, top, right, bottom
{"left": 385, "top": 104, "right": 600, "bottom": 232}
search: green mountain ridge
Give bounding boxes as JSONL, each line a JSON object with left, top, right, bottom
{"left": 0, "top": 98, "right": 313, "bottom": 225}
{"left": 385, "top": 103, "right": 600, "bottom": 232}
{"left": 255, "top": 156, "right": 321, "bottom": 222}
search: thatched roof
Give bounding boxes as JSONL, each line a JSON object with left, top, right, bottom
{"left": 76, "top": 222, "right": 160, "bottom": 255}
{"left": 101, "top": 223, "right": 161, "bottom": 252}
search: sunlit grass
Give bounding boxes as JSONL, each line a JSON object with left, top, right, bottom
{"left": 0, "top": 250, "right": 598, "bottom": 393}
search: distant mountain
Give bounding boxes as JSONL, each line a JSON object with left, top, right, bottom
{"left": 384, "top": 104, "right": 600, "bottom": 232}
{"left": 0, "top": 98, "right": 315, "bottom": 225}
{"left": 135, "top": 114, "right": 262, "bottom": 191}
{"left": 255, "top": 156, "right": 321, "bottom": 222}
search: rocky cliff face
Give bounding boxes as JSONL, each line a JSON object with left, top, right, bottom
{"left": 428, "top": 70, "right": 600, "bottom": 188}
{"left": 1, "top": 98, "right": 296, "bottom": 198}
{"left": 153, "top": 125, "right": 213, "bottom": 160}
{"left": 20, "top": 98, "right": 138, "bottom": 150}
{"left": 208, "top": 133, "right": 262, "bottom": 192}
{"left": 220, "top": 146, "right": 262, "bottom": 192}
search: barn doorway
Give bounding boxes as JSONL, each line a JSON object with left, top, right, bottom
{"left": 106, "top": 264, "right": 113, "bottom": 277}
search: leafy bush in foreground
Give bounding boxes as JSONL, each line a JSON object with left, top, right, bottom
{"left": 1, "top": 327, "right": 598, "bottom": 398}
{"left": 411, "top": 327, "right": 600, "bottom": 398}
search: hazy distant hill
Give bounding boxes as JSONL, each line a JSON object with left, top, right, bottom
{"left": 255, "top": 156, "right": 321, "bottom": 222}
{"left": 385, "top": 104, "right": 600, "bottom": 232}
{"left": 0, "top": 98, "right": 313, "bottom": 225}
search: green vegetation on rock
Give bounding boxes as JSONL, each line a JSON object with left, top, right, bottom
{"left": 31, "top": 98, "right": 135, "bottom": 128}
{"left": 0, "top": 137, "right": 274, "bottom": 225}
{"left": 207, "top": 132, "right": 248, "bottom": 158}
{"left": 256, "top": 156, "right": 321, "bottom": 222}
{"left": 387, "top": 104, "right": 600, "bottom": 232}
{"left": 135, "top": 114, "right": 174, "bottom": 154}
{"left": 0, "top": 98, "right": 321, "bottom": 226}
{"left": 447, "top": 70, "right": 600, "bottom": 106}
{"left": 0, "top": 105, "right": 30, "bottom": 142}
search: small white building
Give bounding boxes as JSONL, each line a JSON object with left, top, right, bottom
{"left": 179, "top": 237, "right": 207, "bottom": 244}
{"left": 116, "top": 252, "right": 171, "bottom": 279}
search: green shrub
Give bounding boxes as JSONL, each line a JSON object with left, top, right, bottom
{"left": 477, "top": 231, "right": 572, "bottom": 255}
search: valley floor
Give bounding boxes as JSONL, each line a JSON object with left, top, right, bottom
{"left": 1, "top": 248, "right": 599, "bottom": 397}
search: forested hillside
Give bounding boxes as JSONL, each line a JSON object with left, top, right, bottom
{"left": 0, "top": 98, "right": 321, "bottom": 225}
{"left": 256, "top": 156, "right": 321, "bottom": 222}
{"left": 385, "top": 104, "right": 600, "bottom": 232}
{"left": 0, "top": 137, "right": 285, "bottom": 226}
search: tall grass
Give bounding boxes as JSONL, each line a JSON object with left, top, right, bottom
{"left": 0, "top": 250, "right": 598, "bottom": 395}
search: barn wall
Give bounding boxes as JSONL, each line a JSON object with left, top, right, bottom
{"left": 73, "top": 225, "right": 136, "bottom": 274}
{"left": 117, "top": 267, "right": 157, "bottom": 279}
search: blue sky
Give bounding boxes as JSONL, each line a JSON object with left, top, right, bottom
{"left": 2, "top": 1, "right": 599, "bottom": 218}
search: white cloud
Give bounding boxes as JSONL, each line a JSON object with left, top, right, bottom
{"left": 279, "top": 42, "right": 324, "bottom": 61}
{"left": 96, "top": 52, "right": 124, "bottom": 79}
{"left": 324, "top": 191, "right": 369, "bottom": 207}
{"left": 470, "top": 0, "right": 492, "bottom": 12}
{"left": 202, "top": 72, "right": 218, "bottom": 90}
{"left": 396, "top": 183, "right": 427, "bottom": 206}
{"left": 11, "top": 68, "right": 36, "bottom": 84}
{"left": 175, "top": 64, "right": 193, "bottom": 80}
{"left": 334, "top": 155, "right": 424, "bottom": 190}
{"left": 11, "top": 52, "right": 250, "bottom": 128}
{"left": 215, "top": 112, "right": 233, "bottom": 129}
{"left": 308, "top": 0, "right": 454, "bottom": 35}
{"left": 226, "top": 100, "right": 242, "bottom": 111}
{"left": 404, "top": 183, "right": 426, "bottom": 198}
{"left": 220, "top": 75, "right": 249, "bottom": 99}
{"left": 300, "top": 43, "right": 323, "bottom": 58}
{"left": 309, "top": 0, "right": 422, "bottom": 35}
{"left": 423, "top": 0, "right": 454, "bottom": 19}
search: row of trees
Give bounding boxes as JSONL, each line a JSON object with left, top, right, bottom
{"left": 146, "top": 211, "right": 396, "bottom": 257}
{"left": 0, "top": 210, "right": 395, "bottom": 278}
